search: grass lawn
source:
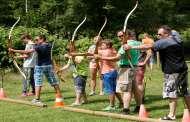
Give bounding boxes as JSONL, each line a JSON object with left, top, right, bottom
{"left": 0, "top": 64, "right": 190, "bottom": 122}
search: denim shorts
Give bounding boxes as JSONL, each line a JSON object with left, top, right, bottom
{"left": 74, "top": 75, "right": 87, "bottom": 94}
{"left": 102, "top": 70, "right": 117, "bottom": 95}
{"left": 34, "top": 65, "right": 59, "bottom": 86}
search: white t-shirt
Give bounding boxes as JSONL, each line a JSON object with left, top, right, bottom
{"left": 23, "top": 42, "right": 37, "bottom": 68}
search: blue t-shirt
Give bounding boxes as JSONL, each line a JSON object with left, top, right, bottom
{"left": 35, "top": 43, "right": 52, "bottom": 66}
{"left": 153, "top": 38, "right": 187, "bottom": 74}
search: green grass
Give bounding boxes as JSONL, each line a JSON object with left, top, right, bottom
{"left": 0, "top": 64, "right": 190, "bottom": 122}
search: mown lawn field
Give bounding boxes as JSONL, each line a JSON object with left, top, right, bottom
{"left": 0, "top": 63, "right": 190, "bottom": 122}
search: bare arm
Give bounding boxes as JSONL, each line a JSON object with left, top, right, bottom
{"left": 124, "top": 44, "right": 153, "bottom": 50}
{"left": 99, "top": 53, "right": 120, "bottom": 61}
{"left": 9, "top": 48, "right": 35, "bottom": 54}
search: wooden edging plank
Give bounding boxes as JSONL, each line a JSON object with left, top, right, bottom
{"left": 0, "top": 98, "right": 47, "bottom": 107}
{"left": 0, "top": 98, "right": 173, "bottom": 122}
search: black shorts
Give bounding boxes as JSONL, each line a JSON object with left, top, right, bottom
{"left": 74, "top": 75, "right": 87, "bottom": 94}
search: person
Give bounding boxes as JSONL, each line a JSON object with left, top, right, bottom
{"left": 17, "top": 34, "right": 36, "bottom": 96}
{"left": 141, "top": 33, "right": 154, "bottom": 70}
{"left": 9, "top": 35, "right": 63, "bottom": 104}
{"left": 98, "top": 30, "right": 140, "bottom": 114}
{"left": 134, "top": 33, "right": 154, "bottom": 110}
{"left": 58, "top": 53, "right": 88, "bottom": 106}
{"left": 87, "top": 36, "right": 103, "bottom": 96}
{"left": 126, "top": 25, "right": 190, "bottom": 120}
{"left": 97, "top": 39, "right": 123, "bottom": 111}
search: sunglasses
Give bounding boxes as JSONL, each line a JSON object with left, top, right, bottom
{"left": 118, "top": 35, "right": 124, "bottom": 38}
{"left": 157, "top": 33, "right": 163, "bottom": 36}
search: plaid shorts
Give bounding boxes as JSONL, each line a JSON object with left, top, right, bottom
{"left": 74, "top": 75, "right": 87, "bottom": 94}
{"left": 34, "top": 65, "right": 59, "bottom": 87}
{"left": 163, "top": 71, "right": 190, "bottom": 98}
{"left": 116, "top": 68, "right": 135, "bottom": 93}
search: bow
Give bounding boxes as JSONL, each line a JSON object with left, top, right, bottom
{"left": 8, "top": 17, "right": 27, "bottom": 79}
{"left": 123, "top": 0, "right": 138, "bottom": 69}
{"left": 123, "top": 0, "right": 138, "bottom": 33}
{"left": 51, "top": 37, "right": 66, "bottom": 82}
{"left": 94, "top": 16, "right": 107, "bottom": 68}
{"left": 94, "top": 16, "right": 107, "bottom": 54}
{"left": 69, "top": 16, "right": 87, "bottom": 54}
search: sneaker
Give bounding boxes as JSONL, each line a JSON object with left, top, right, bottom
{"left": 102, "top": 105, "right": 116, "bottom": 111}
{"left": 70, "top": 102, "right": 81, "bottom": 107}
{"left": 122, "top": 108, "right": 130, "bottom": 115}
{"left": 160, "top": 115, "right": 176, "bottom": 120}
{"left": 31, "top": 99, "right": 42, "bottom": 104}
{"left": 21, "top": 93, "right": 28, "bottom": 97}
{"left": 89, "top": 92, "right": 96, "bottom": 96}
{"left": 133, "top": 106, "right": 140, "bottom": 113}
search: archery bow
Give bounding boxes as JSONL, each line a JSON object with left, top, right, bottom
{"left": 123, "top": 0, "right": 138, "bottom": 69}
{"left": 123, "top": 0, "right": 138, "bottom": 33}
{"left": 69, "top": 16, "right": 87, "bottom": 54}
{"left": 8, "top": 17, "right": 27, "bottom": 79}
{"left": 94, "top": 16, "right": 107, "bottom": 69}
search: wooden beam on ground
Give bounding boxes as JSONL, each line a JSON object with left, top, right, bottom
{"left": 61, "top": 106, "right": 173, "bottom": 122}
{"left": 0, "top": 98, "right": 47, "bottom": 107}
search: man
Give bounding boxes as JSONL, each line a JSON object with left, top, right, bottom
{"left": 9, "top": 35, "right": 63, "bottom": 104}
{"left": 98, "top": 30, "right": 140, "bottom": 114}
{"left": 126, "top": 25, "right": 190, "bottom": 120}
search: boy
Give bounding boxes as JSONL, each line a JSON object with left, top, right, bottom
{"left": 59, "top": 54, "right": 88, "bottom": 106}
{"left": 96, "top": 39, "right": 123, "bottom": 111}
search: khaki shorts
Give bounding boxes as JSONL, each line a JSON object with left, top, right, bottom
{"left": 116, "top": 68, "right": 135, "bottom": 93}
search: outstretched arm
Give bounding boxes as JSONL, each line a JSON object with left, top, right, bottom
{"left": 9, "top": 48, "right": 35, "bottom": 54}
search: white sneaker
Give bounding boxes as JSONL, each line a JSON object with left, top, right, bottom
{"left": 31, "top": 99, "right": 42, "bottom": 104}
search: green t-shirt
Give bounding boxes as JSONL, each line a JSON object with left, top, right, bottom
{"left": 118, "top": 40, "right": 141, "bottom": 66}
{"left": 68, "top": 58, "right": 88, "bottom": 78}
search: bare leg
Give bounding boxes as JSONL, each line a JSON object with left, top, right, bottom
{"left": 75, "top": 93, "right": 82, "bottom": 104}
{"left": 184, "top": 96, "right": 190, "bottom": 110}
{"left": 168, "top": 98, "right": 177, "bottom": 117}
{"left": 82, "top": 92, "right": 88, "bottom": 103}
{"left": 90, "top": 68, "right": 97, "bottom": 94}
{"left": 53, "top": 85, "right": 62, "bottom": 97}
{"left": 35, "top": 86, "right": 42, "bottom": 99}
{"left": 123, "top": 92, "right": 132, "bottom": 109}
{"left": 116, "top": 93, "right": 123, "bottom": 107}
{"left": 109, "top": 93, "right": 115, "bottom": 107}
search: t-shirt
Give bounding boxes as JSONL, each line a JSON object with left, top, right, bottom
{"left": 35, "top": 43, "right": 52, "bottom": 66}
{"left": 153, "top": 38, "right": 188, "bottom": 74}
{"left": 67, "top": 58, "right": 88, "bottom": 78}
{"left": 23, "top": 42, "right": 37, "bottom": 68}
{"left": 99, "top": 48, "right": 117, "bottom": 74}
{"left": 117, "top": 40, "right": 141, "bottom": 67}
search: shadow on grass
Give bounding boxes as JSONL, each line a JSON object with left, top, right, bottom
{"left": 87, "top": 98, "right": 108, "bottom": 104}
{"left": 144, "top": 95, "right": 162, "bottom": 104}
{"left": 148, "top": 104, "right": 168, "bottom": 112}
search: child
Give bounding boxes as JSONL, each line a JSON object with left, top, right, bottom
{"left": 59, "top": 54, "right": 88, "bottom": 106}
{"left": 97, "top": 39, "right": 122, "bottom": 111}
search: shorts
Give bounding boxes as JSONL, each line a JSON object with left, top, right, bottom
{"left": 102, "top": 70, "right": 117, "bottom": 95}
{"left": 163, "top": 71, "right": 190, "bottom": 98}
{"left": 34, "top": 65, "right": 59, "bottom": 87}
{"left": 74, "top": 75, "right": 87, "bottom": 94}
{"left": 135, "top": 66, "right": 146, "bottom": 85}
{"left": 116, "top": 68, "right": 135, "bottom": 93}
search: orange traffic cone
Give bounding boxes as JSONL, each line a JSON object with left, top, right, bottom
{"left": 139, "top": 104, "right": 148, "bottom": 118}
{"left": 54, "top": 93, "right": 64, "bottom": 107}
{"left": 0, "top": 88, "right": 6, "bottom": 99}
{"left": 182, "top": 109, "right": 190, "bottom": 122}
